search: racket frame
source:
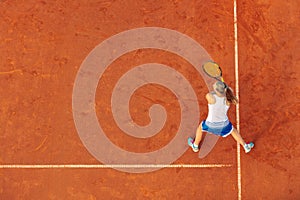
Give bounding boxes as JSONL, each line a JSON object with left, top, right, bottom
{"left": 202, "top": 61, "right": 224, "bottom": 82}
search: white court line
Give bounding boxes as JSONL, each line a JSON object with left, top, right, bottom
{"left": 234, "top": 0, "right": 241, "bottom": 200}
{"left": 0, "top": 164, "right": 232, "bottom": 169}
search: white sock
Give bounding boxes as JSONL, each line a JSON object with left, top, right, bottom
{"left": 193, "top": 143, "right": 198, "bottom": 148}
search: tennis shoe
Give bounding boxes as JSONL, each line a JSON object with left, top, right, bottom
{"left": 188, "top": 137, "right": 199, "bottom": 152}
{"left": 244, "top": 142, "right": 254, "bottom": 153}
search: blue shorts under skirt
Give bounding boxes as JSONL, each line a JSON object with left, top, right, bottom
{"left": 201, "top": 120, "right": 233, "bottom": 137}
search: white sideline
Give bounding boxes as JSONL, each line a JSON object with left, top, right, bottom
{"left": 0, "top": 164, "right": 232, "bottom": 169}
{"left": 234, "top": 0, "right": 242, "bottom": 200}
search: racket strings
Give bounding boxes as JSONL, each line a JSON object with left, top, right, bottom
{"left": 203, "top": 62, "right": 222, "bottom": 78}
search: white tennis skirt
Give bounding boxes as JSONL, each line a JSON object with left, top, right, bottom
{"left": 201, "top": 120, "right": 233, "bottom": 137}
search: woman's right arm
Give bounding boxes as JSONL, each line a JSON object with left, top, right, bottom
{"left": 206, "top": 93, "right": 215, "bottom": 104}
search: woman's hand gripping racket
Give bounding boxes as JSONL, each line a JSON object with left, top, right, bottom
{"left": 202, "top": 61, "right": 225, "bottom": 82}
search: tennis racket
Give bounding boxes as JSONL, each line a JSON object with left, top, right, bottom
{"left": 202, "top": 61, "right": 224, "bottom": 82}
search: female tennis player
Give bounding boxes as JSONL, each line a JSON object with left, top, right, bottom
{"left": 188, "top": 81, "right": 254, "bottom": 153}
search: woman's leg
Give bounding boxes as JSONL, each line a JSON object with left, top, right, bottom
{"left": 230, "top": 128, "right": 246, "bottom": 146}
{"left": 194, "top": 123, "right": 203, "bottom": 146}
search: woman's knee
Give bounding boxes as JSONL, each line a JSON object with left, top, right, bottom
{"left": 198, "top": 123, "right": 203, "bottom": 130}
{"left": 230, "top": 127, "right": 238, "bottom": 135}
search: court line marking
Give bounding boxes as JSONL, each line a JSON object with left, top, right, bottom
{"left": 0, "top": 69, "right": 22, "bottom": 75}
{"left": 234, "top": 0, "right": 242, "bottom": 200}
{"left": 0, "top": 164, "right": 232, "bottom": 169}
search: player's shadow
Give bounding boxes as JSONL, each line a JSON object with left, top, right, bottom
{"left": 198, "top": 132, "right": 220, "bottom": 158}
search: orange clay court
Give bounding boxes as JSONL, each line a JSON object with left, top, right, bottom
{"left": 0, "top": 0, "right": 299, "bottom": 199}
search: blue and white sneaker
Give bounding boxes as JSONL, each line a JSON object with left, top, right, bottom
{"left": 244, "top": 142, "right": 254, "bottom": 153}
{"left": 188, "top": 137, "right": 199, "bottom": 152}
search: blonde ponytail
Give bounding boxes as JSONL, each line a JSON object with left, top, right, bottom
{"left": 225, "top": 85, "right": 238, "bottom": 104}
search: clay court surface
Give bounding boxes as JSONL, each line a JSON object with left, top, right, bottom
{"left": 0, "top": 0, "right": 299, "bottom": 199}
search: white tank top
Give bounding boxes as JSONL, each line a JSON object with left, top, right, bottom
{"left": 206, "top": 94, "right": 229, "bottom": 123}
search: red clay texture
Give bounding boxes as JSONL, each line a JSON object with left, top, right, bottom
{"left": 0, "top": 0, "right": 299, "bottom": 199}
